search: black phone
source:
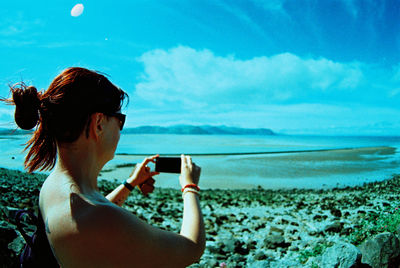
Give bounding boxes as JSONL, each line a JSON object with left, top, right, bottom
{"left": 155, "top": 157, "right": 181, "bottom": 173}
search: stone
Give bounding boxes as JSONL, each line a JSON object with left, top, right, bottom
{"left": 247, "top": 260, "right": 271, "bottom": 268}
{"left": 313, "top": 214, "right": 328, "bottom": 221}
{"left": 263, "top": 234, "right": 290, "bottom": 249}
{"left": 359, "top": 232, "right": 400, "bottom": 268}
{"left": 203, "top": 259, "right": 218, "bottom": 267}
{"left": 234, "top": 240, "right": 250, "bottom": 255}
{"left": 0, "top": 223, "right": 19, "bottom": 267}
{"left": 270, "top": 226, "right": 284, "bottom": 234}
{"left": 324, "top": 221, "right": 343, "bottom": 233}
{"left": 330, "top": 208, "right": 342, "bottom": 217}
{"left": 320, "top": 242, "right": 361, "bottom": 268}
{"left": 253, "top": 250, "right": 267, "bottom": 260}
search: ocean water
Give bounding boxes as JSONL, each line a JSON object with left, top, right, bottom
{"left": 116, "top": 134, "right": 400, "bottom": 155}
{"left": 1, "top": 133, "right": 400, "bottom": 189}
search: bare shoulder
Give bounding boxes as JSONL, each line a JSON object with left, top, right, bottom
{"left": 49, "top": 196, "right": 194, "bottom": 267}
{"left": 40, "top": 174, "right": 199, "bottom": 267}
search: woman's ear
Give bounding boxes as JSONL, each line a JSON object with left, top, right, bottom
{"left": 89, "top": 113, "right": 106, "bottom": 141}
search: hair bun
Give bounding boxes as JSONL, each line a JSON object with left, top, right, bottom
{"left": 12, "top": 85, "right": 40, "bottom": 130}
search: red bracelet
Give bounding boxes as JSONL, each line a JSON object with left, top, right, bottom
{"left": 181, "top": 184, "right": 200, "bottom": 192}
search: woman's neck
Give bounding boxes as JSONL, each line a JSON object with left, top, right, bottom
{"left": 55, "top": 138, "right": 104, "bottom": 194}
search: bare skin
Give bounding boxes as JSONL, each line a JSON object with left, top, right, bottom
{"left": 39, "top": 113, "right": 205, "bottom": 267}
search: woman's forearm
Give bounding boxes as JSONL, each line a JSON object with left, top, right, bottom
{"left": 180, "top": 193, "right": 206, "bottom": 258}
{"left": 105, "top": 181, "right": 133, "bottom": 206}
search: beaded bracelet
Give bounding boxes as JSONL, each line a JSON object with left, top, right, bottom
{"left": 181, "top": 184, "right": 200, "bottom": 192}
{"left": 123, "top": 180, "right": 134, "bottom": 191}
{"left": 182, "top": 187, "right": 199, "bottom": 198}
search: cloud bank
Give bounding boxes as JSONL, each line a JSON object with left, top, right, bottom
{"left": 136, "top": 46, "right": 366, "bottom": 106}
{"left": 133, "top": 46, "right": 399, "bottom": 134}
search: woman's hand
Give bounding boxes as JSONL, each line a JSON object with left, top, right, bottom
{"left": 179, "top": 154, "right": 201, "bottom": 188}
{"left": 128, "top": 155, "right": 159, "bottom": 195}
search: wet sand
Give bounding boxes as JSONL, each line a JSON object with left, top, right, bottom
{"left": 99, "top": 146, "right": 400, "bottom": 189}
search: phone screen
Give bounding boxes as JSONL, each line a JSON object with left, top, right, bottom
{"left": 155, "top": 157, "right": 181, "bottom": 173}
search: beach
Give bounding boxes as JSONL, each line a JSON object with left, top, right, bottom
{"left": 1, "top": 133, "right": 400, "bottom": 266}
{"left": 2, "top": 133, "right": 400, "bottom": 190}
{"left": 1, "top": 167, "right": 400, "bottom": 267}
{"left": 100, "top": 145, "right": 400, "bottom": 189}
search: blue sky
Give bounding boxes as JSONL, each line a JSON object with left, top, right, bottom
{"left": 0, "top": 0, "right": 400, "bottom": 135}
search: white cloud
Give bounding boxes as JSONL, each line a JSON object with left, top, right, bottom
{"left": 135, "top": 46, "right": 364, "bottom": 108}
{"left": 131, "top": 46, "right": 400, "bottom": 134}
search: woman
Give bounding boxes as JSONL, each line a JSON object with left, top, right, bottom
{"left": 3, "top": 67, "right": 205, "bottom": 267}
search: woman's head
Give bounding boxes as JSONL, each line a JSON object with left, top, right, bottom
{"left": 3, "top": 67, "right": 128, "bottom": 172}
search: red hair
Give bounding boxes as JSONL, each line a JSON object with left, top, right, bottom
{"left": 2, "top": 67, "right": 128, "bottom": 172}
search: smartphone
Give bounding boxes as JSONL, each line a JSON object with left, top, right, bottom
{"left": 155, "top": 157, "right": 181, "bottom": 173}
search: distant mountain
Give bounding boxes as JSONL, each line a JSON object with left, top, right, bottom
{"left": 0, "top": 125, "right": 276, "bottom": 136}
{"left": 0, "top": 128, "right": 32, "bottom": 135}
{"left": 122, "top": 125, "right": 275, "bottom": 135}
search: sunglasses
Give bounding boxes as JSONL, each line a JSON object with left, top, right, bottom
{"left": 104, "top": 112, "right": 126, "bottom": 130}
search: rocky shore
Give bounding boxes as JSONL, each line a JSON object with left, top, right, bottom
{"left": 1, "top": 167, "right": 400, "bottom": 267}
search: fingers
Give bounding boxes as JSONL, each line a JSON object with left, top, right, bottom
{"left": 145, "top": 177, "right": 155, "bottom": 184}
{"left": 143, "top": 154, "right": 159, "bottom": 165}
{"left": 181, "top": 154, "right": 187, "bottom": 172}
{"left": 138, "top": 183, "right": 154, "bottom": 196}
{"left": 186, "top": 155, "right": 192, "bottom": 167}
{"left": 139, "top": 177, "right": 156, "bottom": 196}
{"left": 181, "top": 154, "right": 187, "bottom": 165}
{"left": 150, "top": 171, "right": 160, "bottom": 177}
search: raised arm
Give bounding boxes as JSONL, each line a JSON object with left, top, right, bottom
{"left": 98, "top": 155, "right": 205, "bottom": 267}
{"left": 106, "top": 155, "right": 159, "bottom": 206}
{"left": 179, "top": 155, "right": 205, "bottom": 257}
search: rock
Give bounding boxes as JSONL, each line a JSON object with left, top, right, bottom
{"left": 228, "top": 254, "right": 247, "bottom": 265}
{"left": 254, "top": 222, "right": 266, "bottom": 231}
{"left": 270, "top": 226, "right": 284, "bottom": 234}
{"left": 8, "top": 236, "right": 25, "bottom": 255}
{"left": 263, "top": 234, "right": 290, "bottom": 249}
{"left": 222, "top": 237, "right": 235, "bottom": 252}
{"left": 203, "top": 259, "right": 218, "bottom": 267}
{"left": 324, "top": 221, "right": 343, "bottom": 233}
{"left": 340, "top": 226, "right": 354, "bottom": 236}
{"left": 253, "top": 250, "right": 267, "bottom": 260}
{"left": 247, "top": 260, "right": 271, "bottom": 268}
{"left": 296, "top": 200, "right": 306, "bottom": 209}
{"left": 359, "top": 232, "right": 400, "bottom": 268}
{"left": 0, "top": 223, "right": 19, "bottom": 267}
{"left": 313, "top": 214, "right": 328, "bottom": 221}
{"left": 150, "top": 215, "right": 163, "bottom": 223}
{"left": 216, "top": 215, "right": 229, "bottom": 225}
{"left": 320, "top": 242, "right": 361, "bottom": 268}
{"left": 247, "top": 240, "right": 257, "bottom": 250}
{"left": 234, "top": 240, "right": 250, "bottom": 255}
{"left": 330, "top": 208, "right": 342, "bottom": 218}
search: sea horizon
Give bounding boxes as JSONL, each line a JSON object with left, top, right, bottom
{"left": 1, "top": 132, "right": 399, "bottom": 189}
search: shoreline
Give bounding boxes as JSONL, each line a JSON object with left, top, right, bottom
{"left": 116, "top": 145, "right": 394, "bottom": 156}
{"left": 98, "top": 145, "right": 400, "bottom": 190}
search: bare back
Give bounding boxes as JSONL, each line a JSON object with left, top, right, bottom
{"left": 39, "top": 173, "right": 199, "bottom": 268}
